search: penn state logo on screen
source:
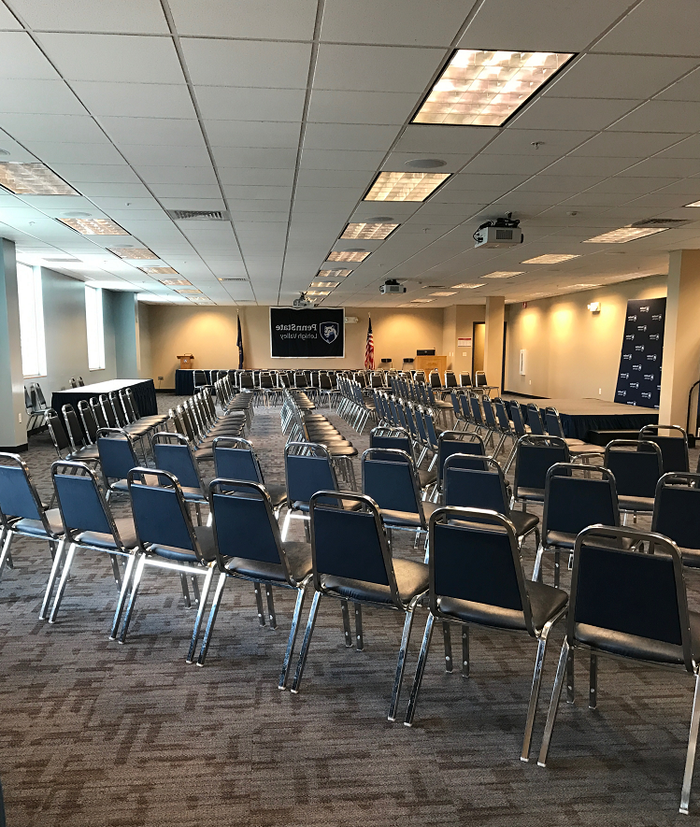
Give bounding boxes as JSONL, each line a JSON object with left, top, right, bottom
{"left": 320, "top": 321, "right": 339, "bottom": 345}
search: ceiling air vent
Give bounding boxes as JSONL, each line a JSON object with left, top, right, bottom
{"left": 219, "top": 277, "right": 247, "bottom": 282}
{"left": 632, "top": 218, "right": 690, "bottom": 228}
{"left": 166, "top": 209, "right": 230, "bottom": 221}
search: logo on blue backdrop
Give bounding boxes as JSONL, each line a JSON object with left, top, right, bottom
{"left": 320, "top": 321, "right": 339, "bottom": 345}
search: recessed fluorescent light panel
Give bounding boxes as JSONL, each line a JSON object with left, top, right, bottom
{"left": 159, "top": 278, "right": 190, "bottom": 286}
{"left": 0, "top": 162, "right": 78, "bottom": 195}
{"left": 141, "top": 266, "right": 179, "bottom": 275}
{"left": 484, "top": 270, "right": 523, "bottom": 279}
{"left": 583, "top": 227, "right": 668, "bottom": 243}
{"left": 310, "top": 282, "right": 338, "bottom": 289}
{"left": 108, "top": 247, "right": 159, "bottom": 260}
{"left": 431, "top": 291, "right": 457, "bottom": 296}
{"left": 573, "top": 283, "right": 601, "bottom": 288}
{"left": 413, "top": 49, "right": 575, "bottom": 126}
{"left": 452, "top": 282, "right": 485, "bottom": 289}
{"left": 410, "top": 298, "right": 435, "bottom": 303}
{"left": 318, "top": 268, "right": 352, "bottom": 279}
{"left": 522, "top": 254, "right": 580, "bottom": 264}
{"left": 341, "top": 222, "right": 399, "bottom": 240}
{"left": 307, "top": 290, "right": 330, "bottom": 296}
{"left": 58, "top": 217, "right": 127, "bottom": 235}
{"left": 327, "top": 251, "right": 370, "bottom": 262}
{"left": 685, "top": 200, "right": 700, "bottom": 207}
{"left": 364, "top": 171, "right": 450, "bottom": 202}
{"left": 175, "top": 288, "right": 202, "bottom": 295}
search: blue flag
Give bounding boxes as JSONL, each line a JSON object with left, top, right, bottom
{"left": 237, "top": 315, "right": 244, "bottom": 369}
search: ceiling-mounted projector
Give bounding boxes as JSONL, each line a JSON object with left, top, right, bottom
{"left": 380, "top": 279, "right": 406, "bottom": 295}
{"left": 473, "top": 214, "right": 523, "bottom": 248}
{"left": 292, "top": 292, "right": 315, "bottom": 308}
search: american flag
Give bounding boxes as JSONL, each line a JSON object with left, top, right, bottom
{"left": 364, "top": 317, "right": 374, "bottom": 370}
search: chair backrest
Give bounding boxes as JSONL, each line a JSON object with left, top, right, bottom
{"left": 209, "top": 479, "right": 290, "bottom": 573}
{"left": 652, "top": 472, "right": 700, "bottom": 552}
{"left": 77, "top": 377, "right": 85, "bottom": 387}
{"left": 45, "top": 409, "right": 72, "bottom": 457}
{"left": 493, "top": 398, "right": 512, "bottom": 432}
{"left": 481, "top": 396, "right": 498, "bottom": 429}
{"left": 429, "top": 371, "right": 442, "bottom": 389}
{"left": 469, "top": 393, "right": 485, "bottom": 426}
{"left": 526, "top": 403, "right": 545, "bottom": 435}
{"left": 96, "top": 429, "right": 139, "bottom": 483}
{"left": 475, "top": 371, "right": 488, "bottom": 387}
{"left": 509, "top": 401, "right": 528, "bottom": 438}
{"left": 127, "top": 468, "right": 204, "bottom": 559}
{"left": 285, "top": 442, "right": 339, "bottom": 506}
{"left": 89, "top": 397, "right": 109, "bottom": 430}
{"left": 443, "top": 456, "right": 510, "bottom": 513}
{"left": 542, "top": 464, "right": 619, "bottom": 538}
{"left": 78, "top": 399, "right": 99, "bottom": 443}
{"left": 99, "top": 394, "right": 119, "bottom": 428}
{"left": 108, "top": 391, "right": 128, "bottom": 427}
{"left": 568, "top": 525, "right": 695, "bottom": 672}
{"left": 69, "top": 377, "right": 78, "bottom": 389}
{"left": 369, "top": 428, "right": 413, "bottom": 462}
{"left": 0, "top": 453, "right": 48, "bottom": 529}
{"left": 445, "top": 371, "right": 457, "bottom": 388}
{"left": 639, "top": 425, "right": 689, "bottom": 473}
{"left": 362, "top": 448, "right": 422, "bottom": 517}
{"left": 310, "top": 492, "right": 399, "bottom": 603}
{"left": 604, "top": 439, "right": 663, "bottom": 498}
{"left": 513, "top": 436, "right": 570, "bottom": 498}
{"left": 459, "top": 372, "right": 472, "bottom": 387}
{"left": 152, "top": 433, "right": 203, "bottom": 490}
{"left": 62, "top": 404, "right": 86, "bottom": 449}
{"left": 212, "top": 436, "right": 264, "bottom": 484}
{"left": 428, "top": 508, "right": 535, "bottom": 634}
{"left": 543, "top": 407, "right": 565, "bottom": 438}
{"left": 31, "top": 382, "right": 47, "bottom": 409}
{"left": 437, "top": 431, "right": 486, "bottom": 480}
{"left": 51, "top": 460, "right": 126, "bottom": 547}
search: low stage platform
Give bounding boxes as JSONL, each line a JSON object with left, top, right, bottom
{"left": 502, "top": 396, "right": 659, "bottom": 441}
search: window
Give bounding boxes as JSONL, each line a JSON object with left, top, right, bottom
{"left": 16, "top": 262, "right": 47, "bottom": 377}
{"left": 85, "top": 285, "right": 105, "bottom": 371}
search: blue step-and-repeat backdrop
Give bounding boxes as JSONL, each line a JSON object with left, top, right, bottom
{"left": 614, "top": 297, "right": 666, "bottom": 409}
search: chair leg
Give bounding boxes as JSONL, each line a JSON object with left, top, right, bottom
{"left": 388, "top": 606, "right": 417, "bottom": 722}
{"left": 196, "top": 572, "right": 227, "bottom": 667}
{"left": 462, "top": 626, "right": 470, "bottom": 678}
{"left": 290, "top": 590, "right": 321, "bottom": 694}
{"left": 278, "top": 585, "right": 308, "bottom": 690}
{"left": 48, "top": 543, "right": 78, "bottom": 624}
{"left": 537, "top": 640, "right": 571, "bottom": 767}
{"left": 0, "top": 530, "right": 13, "bottom": 582}
{"left": 39, "top": 539, "right": 65, "bottom": 620}
{"left": 110, "top": 553, "right": 137, "bottom": 639}
{"left": 109, "top": 553, "right": 122, "bottom": 588}
{"left": 521, "top": 632, "right": 551, "bottom": 762}
{"left": 190, "top": 574, "right": 201, "bottom": 605}
{"left": 404, "top": 613, "right": 435, "bottom": 726}
{"left": 180, "top": 573, "right": 191, "bottom": 608}
{"left": 186, "top": 565, "right": 215, "bottom": 663}
{"left": 254, "top": 582, "right": 266, "bottom": 626}
{"left": 566, "top": 647, "right": 575, "bottom": 704}
{"left": 265, "top": 584, "right": 277, "bottom": 629}
{"left": 354, "top": 603, "right": 363, "bottom": 651}
{"left": 680, "top": 672, "right": 700, "bottom": 814}
{"left": 532, "top": 543, "right": 545, "bottom": 583}
{"left": 118, "top": 554, "right": 148, "bottom": 644}
{"left": 442, "top": 621, "right": 453, "bottom": 673}
{"left": 341, "top": 599, "right": 353, "bottom": 647}
{"left": 281, "top": 508, "right": 292, "bottom": 542}
{"left": 589, "top": 654, "right": 598, "bottom": 709}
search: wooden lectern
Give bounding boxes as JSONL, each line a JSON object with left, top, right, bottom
{"left": 177, "top": 353, "right": 194, "bottom": 369}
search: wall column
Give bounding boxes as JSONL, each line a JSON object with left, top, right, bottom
{"left": 484, "top": 296, "right": 505, "bottom": 393}
{"left": 0, "top": 239, "right": 28, "bottom": 450}
{"left": 659, "top": 250, "right": 700, "bottom": 428}
{"left": 112, "top": 291, "right": 139, "bottom": 377}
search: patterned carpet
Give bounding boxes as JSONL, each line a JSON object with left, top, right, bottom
{"left": 1, "top": 395, "right": 699, "bottom": 826}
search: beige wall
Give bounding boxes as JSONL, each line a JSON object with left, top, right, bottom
{"left": 504, "top": 275, "right": 668, "bottom": 400}
{"left": 142, "top": 304, "right": 447, "bottom": 387}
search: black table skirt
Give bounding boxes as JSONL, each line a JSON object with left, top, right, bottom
{"left": 175, "top": 369, "right": 229, "bottom": 395}
{"left": 51, "top": 378, "right": 158, "bottom": 418}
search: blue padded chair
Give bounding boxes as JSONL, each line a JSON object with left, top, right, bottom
{"left": 537, "top": 525, "right": 700, "bottom": 815}
{"left": 652, "top": 472, "right": 700, "bottom": 569}
{"left": 604, "top": 439, "right": 663, "bottom": 521}
{"left": 404, "top": 507, "right": 567, "bottom": 763}
{"left": 196, "top": 480, "right": 312, "bottom": 688}
{"left": 291, "top": 491, "right": 429, "bottom": 721}
{"left": 436, "top": 430, "right": 487, "bottom": 497}
{"left": 511, "top": 435, "right": 571, "bottom": 510}
{"left": 0, "top": 453, "right": 64, "bottom": 608}
{"left": 97, "top": 428, "right": 140, "bottom": 499}
{"left": 639, "top": 424, "right": 690, "bottom": 473}
{"left": 118, "top": 468, "right": 218, "bottom": 662}
{"left": 212, "top": 436, "right": 286, "bottom": 516}
{"left": 47, "top": 460, "right": 138, "bottom": 628}
{"left": 152, "top": 431, "right": 209, "bottom": 523}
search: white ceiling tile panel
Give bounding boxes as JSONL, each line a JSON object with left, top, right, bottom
{"left": 204, "top": 120, "right": 302, "bottom": 149}
{"left": 16, "top": 141, "right": 123, "bottom": 165}
{"left": 0, "top": 79, "right": 87, "bottom": 115}
{"left": 299, "top": 149, "right": 387, "bottom": 170}
{"left": 656, "top": 136, "right": 700, "bottom": 160}
{"left": 98, "top": 117, "right": 205, "bottom": 147}
{"left": 572, "top": 131, "right": 688, "bottom": 158}
{"left": 510, "top": 97, "right": 640, "bottom": 131}
{"left": 0, "top": 32, "right": 60, "bottom": 79}
{"left": 484, "top": 129, "right": 596, "bottom": 157}
{"left": 132, "top": 165, "right": 218, "bottom": 186}
{"left": 209, "top": 147, "right": 297, "bottom": 169}
{"left": 0, "top": 113, "right": 108, "bottom": 143}
{"left": 656, "top": 67, "right": 700, "bottom": 102}
{"left": 314, "top": 44, "right": 444, "bottom": 93}
{"left": 156, "top": 198, "right": 226, "bottom": 211}
{"left": 181, "top": 39, "right": 312, "bottom": 88}
{"left": 222, "top": 185, "right": 292, "bottom": 200}
{"left": 50, "top": 163, "right": 141, "bottom": 184}
{"left": 381, "top": 153, "right": 472, "bottom": 173}
{"left": 295, "top": 169, "right": 373, "bottom": 188}
{"left": 593, "top": 0, "right": 700, "bottom": 57}
{"left": 119, "top": 144, "right": 212, "bottom": 168}
{"left": 71, "top": 81, "right": 196, "bottom": 119}
{"left": 513, "top": 175, "right": 607, "bottom": 193}
{"left": 216, "top": 167, "right": 295, "bottom": 186}
{"left": 461, "top": 153, "right": 554, "bottom": 176}
{"left": 609, "top": 100, "right": 700, "bottom": 133}
{"left": 195, "top": 87, "right": 306, "bottom": 123}
{"left": 169, "top": 0, "right": 317, "bottom": 40}
{"left": 458, "top": 0, "right": 634, "bottom": 51}
{"left": 302, "top": 123, "right": 400, "bottom": 151}
{"left": 11, "top": 0, "right": 169, "bottom": 33}
{"left": 75, "top": 183, "right": 153, "bottom": 198}
{"left": 541, "top": 155, "right": 636, "bottom": 177}
{"left": 393, "top": 124, "right": 499, "bottom": 155}
{"left": 617, "top": 157, "right": 700, "bottom": 178}
{"left": 148, "top": 183, "right": 222, "bottom": 198}
{"left": 36, "top": 33, "right": 184, "bottom": 84}
{"left": 307, "top": 90, "right": 419, "bottom": 125}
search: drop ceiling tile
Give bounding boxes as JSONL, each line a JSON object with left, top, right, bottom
{"left": 230, "top": 210, "right": 288, "bottom": 222}
{"left": 76, "top": 182, "right": 153, "bottom": 198}
{"left": 11, "top": 0, "right": 169, "bottom": 33}
{"left": 25, "top": 141, "right": 125, "bottom": 165}
{"left": 544, "top": 55, "right": 698, "bottom": 100}
{"left": 0, "top": 78, "right": 88, "bottom": 115}
{"left": 295, "top": 186, "right": 360, "bottom": 203}
{"left": 36, "top": 33, "right": 184, "bottom": 84}
{"left": 222, "top": 185, "right": 292, "bottom": 200}
{"left": 321, "top": 0, "right": 475, "bottom": 46}
{"left": 0, "top": 3, "right": 20, "bottom": 29}
{"left": 307, "top": 89, "right": 419, "bottom": 125}
{"left": 98, "top": 117, "right": 204, "bottom": 146}
{"left": 656, "top": 135, "right": 700, "bottom": 160}
{"left": 541, "top": 155, "right": 635, "bottom": 177}
{"left": 157, "top": 198, "right": 226, "bottom": 210}
{"left": 394, "top": 124, "right": 499, "bottom": 155}
{"left": 120, "top": 143, "right": 212, "bottom": 168}
{"left": 148, "top": 183, "right": 222, "bottom": 198}
{"left": 71, "top": 81, "right": 196, "bottom": 119}
{"left": 609, "top": 100, "right": 700, "bottom": 133}
{"left": 572, "top": 131, "right": 689, "bottom": 157}
{"left": 205, "top": 120, "right": 301, "bottom": 149}
{"left": 314, "top": 44, "right": 444, "bottom": 93}
{"left": 381, "top": 152, "right": 470, "bottom": 173}
{"left": 510, "top": 97, "right": 639, "bottom": 132}
{"left": 485, "top": 129, "right": 596, "bottom": 158}
{"left": 195, "top": 86, "right": 306, "bottom": 123}
{"left": 514, "top": 175, "right": 606, "bottom": 193}
{"left": 593, "top": 0, "right": 700, "bottom": 56}
{"left": 303, "top": 123, "right": 400, "bottom": 152}
{"left": 624, "top": 192, "right": 693, "bottom": 209}
{"left": 296, "top": 169, "right": 373, "bottom": 188}
{"left": 656, "top": 67, "right": 700, "bottom": 101}
{"left": 134, "top": 165, "right": 218, "bottom": 186}
{"left": 1, "top": 113, "right": 108, "bottom": 143}
{"left": 182, "top": 39, "right": 311, "bottom": 88}
{"left": 210, "top": 147, "right": 297, "bottom": 169}
{"left": 50, "top": 163, "right": 140, "bottom": 184}
{"left": 0, "top": 32, "right": 60, "bottom": 79}
{"left": 227, "top": 199, "right": 290, "bottom": 212}
{"left": 299, "top": 149, "right": 387, "bottom": 170}
{"left": 458, "top": 0, "right": 632, "bottom": 51}
{"left": 215, "top": 165, "right": 295, "bottom": 186}
{"left": 618, "top": 157, "right": 700, "bottom": 178}
{"left": 169, "top": 0, "right": 317, "bottom": 39}
{"left": 462, "top": 154, "right": 552, "bottom": 176}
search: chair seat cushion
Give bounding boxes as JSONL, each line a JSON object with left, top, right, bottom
{"left": 292, "top": 498, "right": 361, "bottom": 513}
{"left": 380, "top": 501, "right": 439, "bottom": 529}
{"left": 509, "top": 510, "right": 539, "bottom": 538}
{"left": 322, "top": 558, "right": 428, "bottom": 605}
{"left": 147, "top": 525, "right": 216, "bottom": 563}
{"left": 265, "top": 482, "right": 287, "bottom": 510}
{"left": 574, "top": 611, "right": 700, "bottom": 665}
{"left": 680, "top": 546, "right": 700, "bottom": 568}
{"left": 418, "top": 468, "right": 437, "bottom": 489}
{"left": 514, "top": 487, "right": 545, "bottom": 503}
{"left": 438, "top": 580, "right": 567, "bottom": 634}
{"left": 224, "top": 541, "right": 311, "bottom": 586}
{"left": 76, "top": 516, "right": 138, "bottom": 550}
{"left": 618, "top": 495, "right": 655, "bottom": 512}
{"left": 13, "top": 508, "right": 63, "bottom": 538}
